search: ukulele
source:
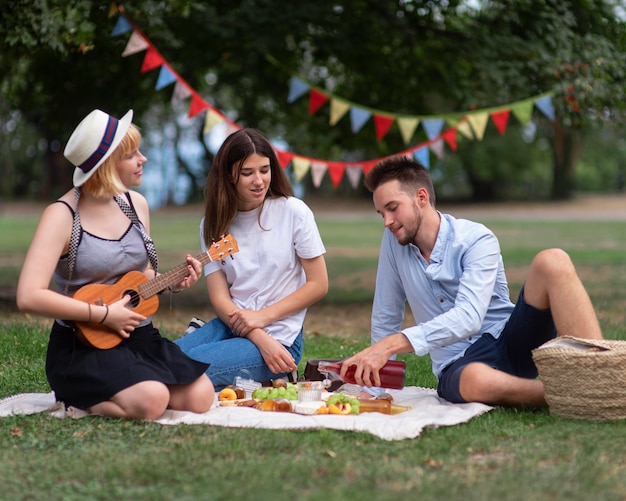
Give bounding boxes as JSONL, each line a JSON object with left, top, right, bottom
{"left": 72, "top": 234, "right": 239, "bottom": 349}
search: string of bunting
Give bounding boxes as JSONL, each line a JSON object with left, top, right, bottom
{"left": 109, "top": 4, "right": 555, "bottom": 190}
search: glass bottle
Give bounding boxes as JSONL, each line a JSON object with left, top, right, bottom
{"left": 357, "top": 399, "right": 412, "bottom": 415}
{"left": 317, "top": 359, "right": 406, "bottom": 389}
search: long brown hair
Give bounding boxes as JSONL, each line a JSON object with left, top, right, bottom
{"left": 202, "top": 128, "right": 294, "bottom": 246}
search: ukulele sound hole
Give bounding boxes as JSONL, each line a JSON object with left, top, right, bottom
{"left": 124, "top": 290, "right": 141, "bottom": 308}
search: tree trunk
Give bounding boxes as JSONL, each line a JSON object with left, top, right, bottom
{"left": 551, "top": 120, "right": 584, "bottom": 200}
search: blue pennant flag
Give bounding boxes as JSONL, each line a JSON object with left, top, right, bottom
{"left": 111, "top": 15, "right": 133, "bottom": 37}
{"left": 414, "top": 147, "right": 430, "bottom": 169}
{"left": 421, "top": 118, "right": 445, "bottom": 140}
{"left": 534, "top": 95, "right": 555, "bottom": 122}
{"left": 350, "top": 108, "right": 372, "bottom": 133}
{"left": 287, "top": 77, "right": 310, "bottom": 103}
{"left": 156, "top": 66, "right": 177, "bottom": 90}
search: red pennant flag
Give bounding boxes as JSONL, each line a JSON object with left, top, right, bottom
{"left": 275, "top": 149, "right": 294, "bottom": 169}
{"left": 327, "top": 161, "right": 345, "bottom": 188}
{"left": 188, "top": 92, "right": 209, "bottom": 118}
{"left": 373, "top": 114, "right": 395, "bottom": 141}
{"left": 490, "top": 109, "right": 510, "bottom": 135}
{"left": 361, "top": 159, "right": 378, "bottom": 175}
{"left": 309, "top": 89, "right": 329, "bottom": 115}
{"left": 141, "top": 46, "right": 164, "bottom": 73}
{"left": 442, "top": 128, "right": 457, "bottom": 151}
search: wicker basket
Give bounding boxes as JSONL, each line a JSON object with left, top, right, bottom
{"left": 532, "top": 336, "right": 626, "bottom": 421}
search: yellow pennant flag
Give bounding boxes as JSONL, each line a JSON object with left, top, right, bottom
{"left": 292, "top": 157, "right": 311, "bottom": 182}
{"left": 397, "top": 117, "right": 420, "bottom": 145}
{"left": 467, "top": 112, "right": 489, "bottom": 141}
{"left": 456, "top": 120, "right": 474, "bottom": 140}
{"left": 330, "top": 98, "right": 350, "bottom": 126}
{"left": 203, "top": 109, "right": 223, "bottom": 134}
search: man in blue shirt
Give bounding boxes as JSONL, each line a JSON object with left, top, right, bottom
{"left": 341, "top": 157, "right": 604, "bottom": 407}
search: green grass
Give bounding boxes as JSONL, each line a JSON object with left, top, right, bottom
{"left": 1, "top": 202, "right": 626, "bottom": 500}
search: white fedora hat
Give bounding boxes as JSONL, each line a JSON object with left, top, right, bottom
{"left": 64, "top": 109, "right": 134, "bottom": 187}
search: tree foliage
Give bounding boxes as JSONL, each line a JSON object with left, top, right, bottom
{"left": 1, "top": 0, "right": 625, "bottom": 202}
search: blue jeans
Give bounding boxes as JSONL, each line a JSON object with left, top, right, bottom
{"left": 174, "top": 317, "right": 304, "bottom": 390}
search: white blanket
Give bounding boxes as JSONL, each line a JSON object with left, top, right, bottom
{"left": 0, "top": 387, "right": 492, "bottom": 441}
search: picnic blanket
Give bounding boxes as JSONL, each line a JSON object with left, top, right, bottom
{"left": 0, "top": 386, "right": 492, "bottom": 441}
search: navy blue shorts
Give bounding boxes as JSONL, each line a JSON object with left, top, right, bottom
{"left": 437, "top": 287, "right": 556, "bottom": 403}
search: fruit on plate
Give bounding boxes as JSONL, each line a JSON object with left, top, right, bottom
{"left": 252, "top": 382, "right": 298, "bottom": 401}
{"left": 218, "top": 386, "right": 245, "bottom": 401}
{"left": 327, "top": 402, "right": 352, "bottom": 415}
{"left": 323, "top": 392, "right": 360, "bottom": 414}
{"left": 255, "top": 399, "right": 293, "bottom": 412}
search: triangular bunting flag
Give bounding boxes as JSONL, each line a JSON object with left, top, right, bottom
{"left": 329, "top": 98, "right": 350, "bottom": 126}
{"left": 121, "top": 31, "right": 149, "bottom": 57}
{"left": 373, "top": 114, "right": 395, "bottom": 141}
{"left": 310, "top": 161, "right": 328, "bottom": 187}
{"left": 361, "top": 159, "right": 378, "bottom": 175}
{"left": 287, "top": 77, "right": 310, "bottom": 103}
{"left": 413, "top": 146, "right": 430, "bottom": 169}
{"left": 350, "top": 108, "right": 371, "bottom": 133}
{"left": 510, "top": 100, "right": 534, "bottom": 125}
{"left": 188, "top": 92, "right": 209, "bottom": 118}
{"left": 490, "top": 110, "right": 510, "bottom": 135}
{"left": 429, "top": 139, "right": 444, "bottom": 159}
{"left": 442, "top": 128, "right": 457, "bottom": 151}
{"left": 309, "top": 89, "right": 329, "bottom": 115}
{"left": 345, "top": 166, "right": 362, "bottom": 189}
{"left": 275, "top": 149, "right": 294, "bottom": 169}
{"left": 111, "top": 15, "right": 133, "bottom": 37}
{"left": 155, "top": 65, "right": 177, "bottom": 90}
{"left": 534, "top": 95, "right": 555, "bottom": 122}
{"left": 203, "top": 109, "right": 224, "bottom": 134}
{"left": 141, "top": 46, "right": 164, "bottom": 73}
{"left": 421, "top": 118, "right": 445, "bottom": 140}
{"left": 467, "top": 112, "right": 489, "bottom": 140}
{"left": 292, "top": 157, "right": 311, "bottom": 182}
{"left": 108, "top": 3, "right": 119, "bottom": 17}
{"left": 456, "top": 119, "right": 474, "bottom": 140}
{"left": 397, "top": 117, "right": 420, "bottom": 145}
{"left": 327, "top": 162, "right": 345, "bottom": 188}
{"left": 171, "top": 81, "right": 192, "bottom": 104}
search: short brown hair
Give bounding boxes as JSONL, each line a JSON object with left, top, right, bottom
{"left": 364, "top": 156, "right": 436, "bottom": 206}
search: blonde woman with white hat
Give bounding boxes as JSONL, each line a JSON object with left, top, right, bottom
{"left": 17, "top": 109, "right": 215, "bottom": 420}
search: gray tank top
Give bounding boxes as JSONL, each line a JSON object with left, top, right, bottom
{"left": 53, "top": 203, "right": 152, "bottom": 326}
{"left": 54, "top": 223, "right": 149, "bottom": 296}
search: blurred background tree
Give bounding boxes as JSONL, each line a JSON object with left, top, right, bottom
{"left": 1, "top": 0, "right": 625, "bottom": 204}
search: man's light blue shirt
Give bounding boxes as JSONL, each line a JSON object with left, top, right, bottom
{"left": 371, "top": 212, "right": 515, "bottom": 378}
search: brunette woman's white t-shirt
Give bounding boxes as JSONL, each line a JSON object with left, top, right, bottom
{"left": 199, "top": 196, "right": 326, "bottom": 346}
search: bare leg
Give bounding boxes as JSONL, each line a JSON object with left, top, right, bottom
{"left": 523, "top": 248, "right": 602, "bottom": 340}
{"left": 459, "top": 363, "right": 547, "bottom": 407}
{"left": 168, "top": 374, "right": 215, "bottom": 414}
{"left": 88, "top": 381, "right": 170, "bottom": 420}
{"left": 459, "top": 249, "right": 602, "bottom": 407}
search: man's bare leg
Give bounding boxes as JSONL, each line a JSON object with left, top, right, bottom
{"left": 523, "top": 248, "right": 602, "bottom": 340}
{"left": 459, "top": 362, "right": 546, "bottom": 407}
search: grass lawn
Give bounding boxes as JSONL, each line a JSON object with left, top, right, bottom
{"left": 1, "top": 197, "right": 625, "bottom": 501}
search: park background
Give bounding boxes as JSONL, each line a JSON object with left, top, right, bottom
{"left": 2, "top": 2, "right": 626, "bottom": 500}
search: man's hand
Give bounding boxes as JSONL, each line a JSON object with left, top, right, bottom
{"left": 341, "top": 333, "right": 412, "bottom": 387}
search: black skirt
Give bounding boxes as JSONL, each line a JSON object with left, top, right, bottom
{"left": 46, "top": 321, "right": 210, "bottom": 410}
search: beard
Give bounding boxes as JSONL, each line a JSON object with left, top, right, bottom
{"left": 394, "top": 204, "right": 421, "bottom": 246}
